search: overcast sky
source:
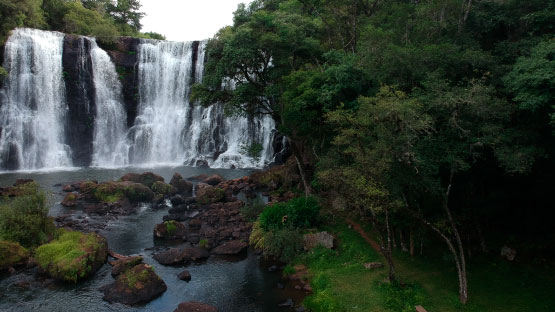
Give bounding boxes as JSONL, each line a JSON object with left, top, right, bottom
{"left": 140, "top": 0, "right": 252, "bottom": 42}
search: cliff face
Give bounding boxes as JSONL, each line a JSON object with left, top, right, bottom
{"left": 101, "top": 37, "right": 141, "bottom": 128}
{"left": 63, "top": 35, "right": 95, "bottom": 166}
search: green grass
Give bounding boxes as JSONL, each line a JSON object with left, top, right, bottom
{"left": 297, "top": 223, "right": 555, "bottom": 312}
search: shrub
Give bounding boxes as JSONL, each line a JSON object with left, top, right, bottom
{"left": 249, "top": 221, "right": 304, "bottom": 263}
{"left": 377, "top": 281, "right": 424, "bottom": 312}
{"left": 35, "top": 231, "right": 107, "bottom": 283}
{"left": 240, "top": 197, "right": 266, "bottom": 222}
{"left": 259, "top": 196, "right": 321, "bottom": 231}
{"left": 0, "top": 182, "right": 56, "bottom": 248}
{"left": 0, "top": 241, "right": 29, "bottom": 270}
{"left": 199, "top": 239, "right": 209, "bottom": 249}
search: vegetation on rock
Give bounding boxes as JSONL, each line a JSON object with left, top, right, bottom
{"left": 35, "top": 230, "right": 108, "bottom": 283}
{"left": 0, "top": 241, "right": 29, "bottom": 270}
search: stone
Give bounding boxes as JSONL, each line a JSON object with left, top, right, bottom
{"left": 177, "top": 270, "right": 191, "bottom": 281}
{"left": 174, "top": 301, "right": 218, "bottom": 312}
{"left": 152, "top": 181, "right": 177, "bottom": 196}
{"left": 102, "top": 264, "right": 167, "bottom": 305}
{"left": 195, "top": 183, "right": 225, "bottom": 204}
{"left": 303, "top": 232, "right": 335, "bottom": 251}
{"left": 35, "top": 231, "right": 108, "bottom": 282}
{"left": 415, "top": 306, "right": 428, "bottom": 312}
{"left": 110, "top": 256, "right": 144, "bottom": 277}
{"left": 278, "top": 298, "right": 294, "bottom": 307}
{"left": 153, "top": 248, "right": 188, "bottom": 265}
{"left": 170, "top": 173, "right": 194, "bottom": 197}
{"left": 120, "top": 172, "right": 164, "bottom": 188}
{"left": 212, "top": 240, "right": 248, "bottom": 255}
{"left": 62, "top": 184, "right": 74, "bottom": 192}
{"left": 154, "top": 221, "right": 187, "bottom": 239}
{"left": 363, "top": 262, "right": 384, "bottom": 270}
{"left": 202, "top": 174, "right": 224, "bottom": 186}
{"left": 183, "top": 247, "right": 210, "bottom": 261}
{"left": 501, "top": 246, "right": 517, "bottom": 261}
{"left": 61, "top": 192, "right": 78, "bottom": 207}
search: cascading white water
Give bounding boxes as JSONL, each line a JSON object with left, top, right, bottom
{"left": 129, "top": 39, "right": 276, "bottom": 168}
{"left": 129, "top": 39, "right": 194, "bottom": 164}
{"left": 89, "top": 39, "right": 129, "bottom": 167}
{"left": 0, "top": 28, "right": 72, "bottom": 170}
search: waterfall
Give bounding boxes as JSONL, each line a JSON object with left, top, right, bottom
{"left": 0, "top": 28, "right": 72, "bottom": 170}
{"left": 89, "top": 39, "right": 129, "bottom": 167}
{"left": 0, "top": 30, "right": 277, "bottom": 171}
{"left": 129, "top": 39, "right": 276, "bottom": 168}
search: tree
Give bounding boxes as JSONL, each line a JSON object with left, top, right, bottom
{"left": 105, "top": 0, "right": 145, "bottom": 32}
{"left": 0, "top": 0, "right": 45, "bottom": 45}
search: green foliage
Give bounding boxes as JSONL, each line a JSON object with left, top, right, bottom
{"left": 122, "top": 265, "right": 153, "bottom": 289}
{"left": 0, "top": 66, "right": 8, "bottom": 79}
{"left": 199, "top": 239, "right": 209, "bottom": 249}
{"left": 259, "top": 196, "right": 320, "bottom": 231}
{"left": 259, "top": 226, "right": 304, "bottom": 263}
{"left": 35, "top": 231, "right": 107, "bottom": 283}
{"left": 505, "top": 39, "right": 555, "bottom": 126}
{"left": 240, "top": 142, "right": 264, "bottom": 161}
{"left": 0, "top": 182, "right": 55, "bottom": 248}
{"left": 0, "top": 0, "right": 45, "bottom": 44}
{"left": 151, "top": 181, "right": 176, "bottom": 196}
{"left": 164, "top": 221, "right": 177, "bottom": 236}
{"left": 240, "top": 197, "right": 266, "bottom": 222}
{"left": 143, "top": 31, "right": 166, "bottom": 40}
{"left": 0, "top": 241, "right": 29, "bottom": 270}
{"left": 378, "top": 281, "right": 424, "bottom": 312}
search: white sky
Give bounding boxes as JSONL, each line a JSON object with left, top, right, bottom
{"left": 140, "top": 0, "right": 252, "bottom": 42}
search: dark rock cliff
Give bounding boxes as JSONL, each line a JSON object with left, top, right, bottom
{"left": 63, "top": 35, "right": 95, "bottom": 166}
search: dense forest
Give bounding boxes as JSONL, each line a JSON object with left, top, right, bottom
{"left": 0, "top": 0, "right": 554, "bottom": 311}
{"left": 192, "top": 0, "right": 555, "bottom": 308}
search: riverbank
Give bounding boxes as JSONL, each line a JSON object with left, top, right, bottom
{"left": 293, "top": 222, "right": 555, "bottom": 312}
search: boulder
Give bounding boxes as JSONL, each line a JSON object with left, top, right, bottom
{"left": 183, "top": 247, "right": 210, "bottom": 261}
{"left": 195, "top": 160, "right": 209, "bottom": 168}
{"left": 35, "top": 231, "right": 108, "bottom": 282}
{"left": 188, "top": 174, "right": 209, "bottom": 181}
{"left": 303, "top": 232, "right": 335, "bottom": 251}
{"left": 212, "top": 240, "right": 248, "bottom": 255}
{"left": 152, "top": 181, "right": 177, "bottom": 196}
{"left": 170, "top": 173, "right": 193, "bottom": 197}
{"left": 62, "top": 184, "right": 74, "bottom": 192}
{"left": 110, "top": 256, "right": 144, "bottom": 277}
{"left": 177, "top": 270, "right": 191, "bottom": 281}
{"left": 61, "top": 192, "right": 78, "bottom": 207}
{"left": 202, "top": 174, "right": 224, "bottom": 186}
{"left": 0, "top": 241, "right": 29, "bottom": 270}
{"left": 174, "top": 302, "right": 218, "bottom": 312}
{"left": 154, "top": 221, "right": 187, "bottom": 239}
{"left": 195, "top": 183, "right": 225, "bottom": 204}
{"left": 102, "top": 264, "right": 167, "bottom": 305}
{"left": 94, "top": 181, "right": 154, "bottom": 203}
{"left": 120, "top": 172, "right": 164, "bottom": 188}
{"left": 152, "top": 248, "right": 188, "bottom": 265}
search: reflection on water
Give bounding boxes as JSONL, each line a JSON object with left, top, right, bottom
{"left": 0, "top": 166, "right": 292, "bottom": 312}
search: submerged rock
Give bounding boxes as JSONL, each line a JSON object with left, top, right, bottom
{"left": 174, "top": 301, "right": 218, "bottom": 312}
{"left": 0, "top": 241, "right": 29, "bottom": 271}
{"left": 212, "top": 240, "right": 248, "bottom": 255}
{"left": 177, "top": 270, "right": 191, "bottom": 281}
{"left": 102, "top": 264, "right": 167, "bottom": 305}
{"left": 152, "top": 248, "right": 188, "bottom": 265}
{"left": 35, "top": 231, "right": 107, "bottom": 282}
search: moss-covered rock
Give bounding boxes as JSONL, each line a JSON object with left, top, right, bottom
{"left": 151, "top": 181, "right": 176, "bottom": 196}
{"left": 250, "top": 157, "right": 300, "bottom": 190}
{"left": 153, "top": 221, "right": 186, "bottom": 239}
{"left": 79, "top": 181, "right": 99, "bottom": 199}
{"left": 102, "top": 264, "right": 167, "bottom": 305}
{"left": 110, "top": 256, "right": 144, "bottom": 277}
{"left": 120, "top": 172, "right": 164, "bottom": 188}
{"left": 0, "top": 241, "right": 29, "bottom": 270}
{"left": 195, "top": 183, "right": 225, "bottom": 204}
{"left": 93, "top": 181, "right": 154, "bottom": 203}
{"left": 61, "top": 192, "right": 78, "bottom": 207}
{"left": 169, "top": 173, "right": 193, "bottom": 196}
{"left": 35, "top": 231, "right": 108, "bottom": 283}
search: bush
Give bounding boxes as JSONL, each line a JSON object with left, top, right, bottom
{"left": 0, "top": 241, "right": 29, "bottom": 270}
{"left": 0, "top": 182, "right": 56, "bottom": 248}
{"left": 249, "top": 221, "right": 304, "bottom": 262}
{"left": 240, "top": 197, "right": 266, "bottom": 222}
{"left": 259, "top": 196, "right": 321, "bottom": 231}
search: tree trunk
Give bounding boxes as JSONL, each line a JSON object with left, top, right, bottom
{"left": 286, "top": 137, "right": 312, "bottom": 195}
{"left": 400, "top": 231, "right": 408, "bottom": 252}
{"left": 410, "top": 230, "right": 415, "bottom": 257}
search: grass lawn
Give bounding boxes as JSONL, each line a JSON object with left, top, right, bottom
{"left": 296, "top": 223, "right": 555, "bottom": 312}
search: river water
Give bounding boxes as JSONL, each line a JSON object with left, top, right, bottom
{"left": 0, "top": 166, "right": 295, "bottom": 312}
